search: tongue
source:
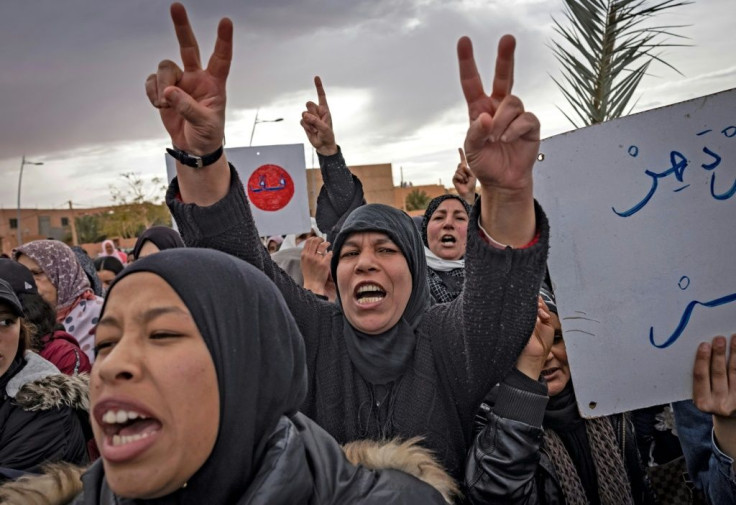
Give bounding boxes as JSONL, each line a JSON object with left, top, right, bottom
{"left": 119, "top": 418, "right": 162, "bottom": 437}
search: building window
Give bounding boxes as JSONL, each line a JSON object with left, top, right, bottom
{"left": 9, "top": 218, "right": 18, "bottom": 229}
{"left": 61, "top": 217, "right": 70, "bottom": 226}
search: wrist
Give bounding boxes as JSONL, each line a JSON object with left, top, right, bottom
{"left": 478, "top": 185, "right": 535, "bottom": 247}
{"left": 516, "top": 358, "right": 544, "bottom": 381}
{"left": 303, "top": 281, "right": 326, "bottom": 296}
{"left": 316, "top": 144, "right": 338, "bottom": 156}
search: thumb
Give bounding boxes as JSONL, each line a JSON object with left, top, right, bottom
{"left": 164, "top": 86, "right": 210, "bottom": 125}
{"left": 465, "top": 113, "right": 493, "bottom": 153}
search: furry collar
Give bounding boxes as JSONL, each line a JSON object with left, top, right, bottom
{"left": 12, "top": 372, "right": 89, "bottom": 413}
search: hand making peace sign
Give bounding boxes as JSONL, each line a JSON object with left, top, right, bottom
{"left": 145, "top": 3, "right": 232, "bottom": 157}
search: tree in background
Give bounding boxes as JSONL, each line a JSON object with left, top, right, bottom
{"left": 102, "top": 172, "right": 171, "bottom": 239}
{"left": 405, "top": 189, "right": 431, "bottom": 211}
{"left": 73, "top": 214, "right": 105, "bottom": 244}
{"left": 551, "top": 0, "right": 689, "bottom": 127}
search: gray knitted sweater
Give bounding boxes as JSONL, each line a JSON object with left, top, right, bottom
{"left": 166, "top": 164, "right": 549, "bottom": 479}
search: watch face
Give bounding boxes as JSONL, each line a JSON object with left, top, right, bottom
{"left": 247, "top": 164, "right": 295, "bottom": 211}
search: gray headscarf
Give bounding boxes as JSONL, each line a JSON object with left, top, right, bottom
{"left": 330, "top": 204, "right": 430, "bottom": 384}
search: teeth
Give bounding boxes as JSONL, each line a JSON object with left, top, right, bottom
{"left": 111, "top": 431, "right": 152, "bottom": 446}
{"left": 357, "top": 296, "right": 384, "bottom": 305}
{"left": 103, "top": 409, "right": 148, "bottom": 425}
{"left": 357, "top": 284, "right": 383, "bottom": 294}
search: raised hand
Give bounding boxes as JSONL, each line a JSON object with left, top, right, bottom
{"left": 457, "top": 35, "right": 539, "bottom": 246}
{"left": 452, "top": 147, "right": 477, "bottom": 204}
{"left": 692, "top": 334, "right": 736, "bottom": 459}
{"left": 146, "top": 3, "right": 233, "bottom": 205}
{"left": 301, "top": 237, "right": 336, "bottom": 301}
{"left": 300, "top": 76, "right": 338, "bottom": 156}
{"left": 516, "top": 297, "right": 553, "bottom": 380}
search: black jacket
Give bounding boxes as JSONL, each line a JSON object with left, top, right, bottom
{"left": 464, "top": 371, "right": 654, "bottom": 505}
{"left": 70, "top": 413, "right": 453, "bottom": 504}
{"left": 0, "top": 352, "right": 89, "bottom": 482}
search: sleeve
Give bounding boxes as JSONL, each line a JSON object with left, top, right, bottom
{"left": 672, "top": 400, "right": 736, "bottom": 504}
{"left": 426, "top": 198, "right": 549, "bottom": 423}
{"left": 166, "top": 164, "right": 334, "bottom": 362}
{"left": 465, "top": 369, "right": 549, "bottom": 505}
{"left": 314, "top": 147, "right": 365, "bottom": 244}
{"left": 0, "top": 407, "right": 88, "bottom": 472}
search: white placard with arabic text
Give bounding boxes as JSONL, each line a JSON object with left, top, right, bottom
{"left": 535, "top": 88, "right": 736, "bottom": 417}
{"left": 166, "top": 144, "right": 311, "bottom": 237}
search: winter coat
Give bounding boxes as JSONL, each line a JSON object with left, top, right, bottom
{"left": 0, "top": 413, "right": 457, "bottom": 505}
{"left": 0, "top": 352, "right": 89, "bottom": 482}
{"left": 40, "top": 330, "right": 91, "bottom": 376}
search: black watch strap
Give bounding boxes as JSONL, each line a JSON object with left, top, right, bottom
{"left": 166, "top": 144, "right": 224, "bottom": 168}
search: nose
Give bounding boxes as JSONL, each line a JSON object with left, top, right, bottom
{"left": 95, "top": 336, "right": 143, "bottom": 383}
{"left": 354, "top": 249, "right": 379, "bottom": 273}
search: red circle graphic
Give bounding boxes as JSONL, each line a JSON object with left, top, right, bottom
{"left": 246, "top": 164, "right": 295, "bottom": 211}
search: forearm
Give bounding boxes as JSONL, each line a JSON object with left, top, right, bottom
{"left": 714, "top": 416, "right": 736, "bottom": 466}
{"left": 478, "top": 184, "right": 535, "bottom": 248}
{"left": 173, "top": 155, "right": 231, "bottom": 207}
{"left": 465, "top": 372, "right": 547, "bottom": 505}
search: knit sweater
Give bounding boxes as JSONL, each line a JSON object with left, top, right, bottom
{"left": 166, "top": 165, "right": 549, "bottom": 479}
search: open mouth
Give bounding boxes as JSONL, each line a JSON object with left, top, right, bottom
{"left": 541, "top": 367, "right": 560, "bottom": 378}
{"left": 354, "top": 283, "right": 387, "bottom": 305}
{"left": 440, "top": 234, "right": 456, "bottom": 244}
{"left": 99, "top": 409, "right": 162, "bottom": 447}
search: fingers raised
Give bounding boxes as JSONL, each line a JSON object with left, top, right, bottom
{"left": 314, "top": 76, "right": 329, "bottom": 108}
{"left": 457, "top": 37, "right": 486, "bottom": 113}
{"left": 458, "top": 147, "right": 467, "bottom": 164}
{"left": 207, "top": 17, "right": 233, "bottom": 80}
{"left": 693, "top": 341, "right": 713, "bottom": 410}
{"left": 491, "top": 34, "right": 515, "bottom": 102}
{"left": 170, "top": 3, "right": 202, "bottom": 72}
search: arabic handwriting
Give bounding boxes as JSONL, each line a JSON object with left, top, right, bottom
{"left": 613, "top": 124, "right": 736, "bottom": 217}
{"left": 649, "top": 291, "right": 736, "bottom": 349}
{"left": 612, "top": 151, "right": 688, "bottom": 217}
{"left": 249, "top": 175, "right": 287, "bottom": 193}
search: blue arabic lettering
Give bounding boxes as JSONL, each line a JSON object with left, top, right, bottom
{"left": 701, "top": 145, "right": 736, "bottom": 200}
{"left": 612, "top": 150, "right": 688, "bottom": 217}
{"left": 650, "top": 291, "right": 736, "bottom": 349}
{"left": 249, "top": 175, "right": 287, "bottom": 193}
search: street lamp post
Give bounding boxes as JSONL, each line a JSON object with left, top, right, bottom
{"left": 16, "top": 155, "right": 44, "bottom": 247}
{"left": 249, "top": 108, "right": 284, "bottom": 146}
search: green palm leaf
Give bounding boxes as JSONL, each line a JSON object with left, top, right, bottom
{"left": 550, "top": 0, "right": 690, "bottom": 127}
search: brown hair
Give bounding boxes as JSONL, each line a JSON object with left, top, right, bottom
{"left": 16, "top": 317, "right": 33, "bottom": 359}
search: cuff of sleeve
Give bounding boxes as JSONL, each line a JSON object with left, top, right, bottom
{"left": 711, "top": 428, "right": 736, "bottom": 477}
{"left": 166, "top": 163, "right": 249, "bottom": 241}
{"left": 493, "top": 368, "right": 549, "bottom": 427}
{"left": 316, "top": 145, "right": 342, "bottom": 161}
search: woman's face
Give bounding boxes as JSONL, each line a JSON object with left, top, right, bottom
{"left": 91, "top": 272, "right": 219, "bottom": 498}
{"left": 105, "top": 242, "right": 115, "bottom": 255}
{"left": 137, "top": 241, "right": 161, "bottom": 259}
{"left": 0, "top": 302, "right": 20, "bottom": 377}
{"left": 16, "top": 254, "right": 58, "bottom": 309}
{"left": 98, "top": 269, "right": 116, "bottom": 293}
{"left": 336, "top": 231, "right": 412, "bottom": 335}
{"left": 541, "top": 313, "right": 571, "bottom": 396}
{"left": 426, "top": 199, "right": 468, "bottom": 261}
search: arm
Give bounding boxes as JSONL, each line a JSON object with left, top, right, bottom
{"left": 452, "top": 147, "right": 477, "bottom": 205}
{"left": 301, "top": 77, "right": 365, "bottom": 243}
{"left": 301, "top": 236, "right": 336, "bottom": 302}
{"left": 153, "top": 5, "right": 333, "bottom": 358}
{"left": 428, "top": 34, "right": 548, "bottom": 425}
{"left": 465, "top": 369, "right": 549, "bottom": 505}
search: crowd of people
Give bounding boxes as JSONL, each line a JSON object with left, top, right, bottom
{"left": 0, "top": 3, "right": 733, "bottom": 504}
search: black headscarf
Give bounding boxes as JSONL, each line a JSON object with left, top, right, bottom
{"left": 330, "top": 204, "right": 430, "bottom": 385}
{"left": 131, "top": 226, "right": 185, "bottom": 259}
{"left": 420, "top": 194, "right": 471, "bottom": 248}
{"left": 85, "top": 248, "right": 308, "bottom": 504}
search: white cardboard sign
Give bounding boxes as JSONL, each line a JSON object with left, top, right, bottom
{"left": 166, "top": 144, "right": 310, "bottom": 237}
{"left": 535, "top": 88, "right": 736, "bottom": 417}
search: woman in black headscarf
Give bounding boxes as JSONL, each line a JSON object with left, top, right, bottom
{"left": 131, "top": 226, "right": 185, "bottom": 261}
{"left": 151, "top": 4, "right": 548, "bottom": 480}
{"left": 420, "top": 194, "right": 472, "bottom": 304}
{"left": 63, "top": 248, "right": 451, "bottom": 503}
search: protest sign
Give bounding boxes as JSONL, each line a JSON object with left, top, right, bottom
{"left": 166, "top": 144, "right": 311, "bottom": 237}
{"left": 535, "top": 88, "right": 736, "bottom": 417}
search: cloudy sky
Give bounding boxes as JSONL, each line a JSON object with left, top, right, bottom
{"left": 1, "top": 0, "right": 734, "bottom": 210}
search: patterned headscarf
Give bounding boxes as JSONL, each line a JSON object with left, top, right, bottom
{"left": 13, "top": 240, "right": 92, "bottom": 312}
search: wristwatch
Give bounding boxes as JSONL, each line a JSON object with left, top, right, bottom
{"left": 166, "top": 144, "right": 224, "bottom": 168}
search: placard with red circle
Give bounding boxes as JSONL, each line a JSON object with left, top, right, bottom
{"left": 246, "top": 164, "right": 295, "bottom": 211}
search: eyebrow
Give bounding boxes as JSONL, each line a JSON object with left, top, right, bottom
{"left": 97, "top": 306, "right": 191, "bottom": 328}
{"left": 0, "top": 311, "right": 16, "bottom": 319}
{"left": 343, "top": 236, "right": 395, "bottom": 248}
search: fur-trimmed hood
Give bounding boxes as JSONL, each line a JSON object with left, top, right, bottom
{"left": 0, "top": 437, "right": 458, "bottom": 505}
{"left": 343, "top": 437, "right": 459, "bottom": 504}
{"left": 13, "top": 373, "right": 89, "bottom": 413}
